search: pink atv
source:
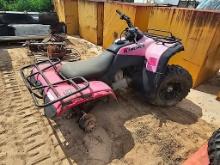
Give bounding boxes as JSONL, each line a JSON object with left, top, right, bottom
{"left": 20, "top": 10, "right": 192, "bottom": 131}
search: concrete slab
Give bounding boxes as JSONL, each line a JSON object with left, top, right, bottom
{"left": 187, "top": 89, "right": 220, "bottom": 126}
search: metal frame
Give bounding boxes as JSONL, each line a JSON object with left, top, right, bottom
{"left": 20, "top": 59, "right": 89, "bottom": 107}
{"left": 144, "top": 29, "right": 181, "bottom": 44}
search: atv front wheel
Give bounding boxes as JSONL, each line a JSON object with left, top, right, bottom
{"left": 149, "top": 65, "right": 192, "bottom": 106}
{"left": 208, "top": 128, "right": 220, "bottom": 165}
{"left": 79, "top": 113, "right": 96, "bottom": 132}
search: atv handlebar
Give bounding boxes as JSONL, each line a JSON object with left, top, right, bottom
{"left": 116, "top": 10, "right": 181, "bottom": 44}
{"left": 116, "top": 10, "right": 122, "bottom": 17}
{"left": 116, "top": 10, "right": 134, "bottom": 28}
{"left": 116, "top": 10, "right": 144, "bottom": 42}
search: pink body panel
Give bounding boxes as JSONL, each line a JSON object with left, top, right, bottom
{"left": 33, "top": 64, "right": 116, "bottom": 116}
{"left": 117, "top": 36, "right": 175, "bottom": 72}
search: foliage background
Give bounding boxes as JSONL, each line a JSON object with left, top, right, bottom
{"left": 0, "top": 0, "right": 52, "bottom": 12}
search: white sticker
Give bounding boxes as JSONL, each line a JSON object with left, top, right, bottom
{"left": 47, "top": 92, "right": 55, "bottom": 101}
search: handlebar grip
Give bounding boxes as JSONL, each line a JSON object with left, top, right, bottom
{"left": 116, "top": 10, "right": 133, "bottom": 28}
{"left": 116, "top": 10, "right": 123, "bottom": 16}
{"left": 116, "top": 10, "right": 124, "bottom": 17}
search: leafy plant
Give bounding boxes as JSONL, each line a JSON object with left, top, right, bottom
{"left": 0, "top": 0, "right": 52, "bottom": 12}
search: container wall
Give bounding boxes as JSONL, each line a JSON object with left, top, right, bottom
{"left": 134, "top": 6, "right": 151, "bottom": 32}
{"left": 64, "top": 0, "right": 79, "bottom": 35}
{"left": 196, "top": 24, "right": 220, "bottom": 85}
{"left": 53, "top": 0, "right": 66, "bottom": 22}
{"left": 147, "top": 8, "right": 220, "bottom": 86}
{"left": 53, "top": 0, "right": 78, "bottom": 35}
{"left": 78, "top": 0, "right": 104, "bottom": 45}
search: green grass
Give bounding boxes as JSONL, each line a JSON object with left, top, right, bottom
{"left": 0, "top": 0, "right": 52, "bottom": 12}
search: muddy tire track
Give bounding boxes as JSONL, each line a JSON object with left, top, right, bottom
{"left": 0, "top": 48, "right": 69, "bottom": 165}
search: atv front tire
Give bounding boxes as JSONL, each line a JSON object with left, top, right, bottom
{"left": 149, "top": 65, "right": 192, "bottom": 106}
{"left": 208, "top": 128, "right": 220, "bottom": 165}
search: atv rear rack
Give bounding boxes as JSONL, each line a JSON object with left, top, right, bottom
{"left": 20, "top": 59, "right": 89, "bottom": 107}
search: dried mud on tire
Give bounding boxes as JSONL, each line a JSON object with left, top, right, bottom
{"left": 0, "top": 46, "right": 217, "bottom": 165}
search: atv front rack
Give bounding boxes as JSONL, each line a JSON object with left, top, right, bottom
{"left": 145, "top": 29, "right": 181, "bottom": 44}
{"left": 20, "top": 59, "right": 89, "bottom": 107}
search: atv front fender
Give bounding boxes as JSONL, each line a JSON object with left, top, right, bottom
{"left": 142, "top": 43, "right": 183, "bottom": 98}
{"left": 156, "top": 43, "right": 184, "bottom": 73}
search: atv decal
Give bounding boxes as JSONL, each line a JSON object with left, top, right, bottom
{"left": 123, "top": 44, "right": 145, "bottom": 53}
{"left": 47, "top": 92, "right": 55, "bottom": 101}
{"left": 64, "top": 89, "right": 74, "bottom": 96}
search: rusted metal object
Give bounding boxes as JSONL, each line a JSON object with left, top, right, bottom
{"left": 47, "top": 44, "right": 69, "bottom": 59}
{"left": 25, "top": 41, "right": 66, "bottom": 53}
{"left": 24, "top": 33, "right": 66, "bottom": 53}
{"left": 42, "top": 33, "right": 66, "bottom": 43}
{"left": 24, "top": 34, "right": 81, "bottom": 62}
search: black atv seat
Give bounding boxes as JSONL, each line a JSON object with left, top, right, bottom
{"left": 60, "top": 50, "right": 114, "bottom": 79}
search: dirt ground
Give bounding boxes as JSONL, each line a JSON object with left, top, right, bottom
{"left": 0, "top": 37, "right": 219, "bottom": 165}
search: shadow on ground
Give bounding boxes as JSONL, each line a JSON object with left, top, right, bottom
{"left": 196, "top": 72, "right": 220, "bottom": 95}
{"left": 48, "top": 88, "right": 203, "bottom": 165}
{"left": 0, "top": 48, "right": 13, "bottom": 72}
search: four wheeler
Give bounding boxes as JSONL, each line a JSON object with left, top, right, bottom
{"left": 20, "top": 10, "right": 192, "bottom": 131}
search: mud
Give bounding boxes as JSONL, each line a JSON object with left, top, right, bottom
{"left": 0, "top": 47, "right": 69, "bottom": 164}
{"left": 0, "top": 38, "right": 218, "bottom": 165}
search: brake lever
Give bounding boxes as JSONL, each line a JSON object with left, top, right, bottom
{"left": 134, "top": 33, "right": 138, "bottom": 44}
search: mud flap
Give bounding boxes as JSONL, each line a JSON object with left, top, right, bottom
{"left": 142, "top": 67, "right": 160, "bottom": 99}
